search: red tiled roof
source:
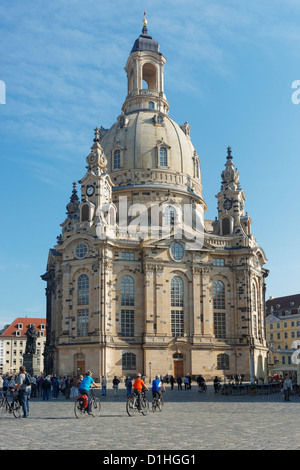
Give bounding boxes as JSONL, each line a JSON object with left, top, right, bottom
{"left": 0, "top": 318, "right": 46, "bottom": 338}
{"left": 266, "top": 294, "right": 300, "bottom": 315}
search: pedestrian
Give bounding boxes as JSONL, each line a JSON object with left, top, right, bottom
{"left": 101, "top": 375, "right": 107, "bottom": 396}
{"left": 15, "top": 365, "right": 31, "bottom": 418}
{"left": 70, "top": 376, "right": 79, "bottom": 398}
{"left": 37, "top": 376, "right": 44, "bottom": 397}
{"left": 283, "top": 374, "right": 292, "bottom": 401}
{"left": 31, "top": 376, "right": 37, "bottom": 397}
{"left": 170, "top": 375, "right": 175, "bottom": 390}
{"left": 42, "top": 375, "right": 51, "bottom": 401}
{"left": 65, "top": 376, "right": 71, "bottom": 399}
{"left": 3, "top": 375, "right": 8, "bottom": 392}
{"left": 112, "top": 376, "right": 120, "bottom": 396}
{"left": 187, "top": 373, "right": 192, "bottom": 389}
{"left": 125, "top": 376, "right": 132, "bottom": 397}
{"left": 184, "top": 376, "right": 189, "bottom": 390}
{"left": 177, "top": 376, "right": 182, "bottom": 390}
{"left": 52, "top": 375, "right": 60, "bottom": 399}
{"left": 213, "top": 376, "right": 220, "bottom": 393}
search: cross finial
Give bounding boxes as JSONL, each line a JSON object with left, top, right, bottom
{"left": 227, "top": 146, "right": 232, "bottom": 160}
{"left": 142, "top": 10, "right": 148, "bottom": 34}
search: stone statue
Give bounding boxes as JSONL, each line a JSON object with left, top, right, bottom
{"left": 25, "top": 324, "right": 38, "bottom": 355}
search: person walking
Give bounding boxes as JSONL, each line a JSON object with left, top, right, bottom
{"left": 112, "top": 376, "right": 120, "bottom": 397}
{"left": 283, "top": 374, "right": 292, "bottom": 401}
{"left": 170, "top": 375, "right": 175, "bottom": 390}
{"left": 177, "top": 376, "right": 182, "bottom": 390}
{"left": 42, "top": 375, "right": 51, "bottom": 401}
{"left": 101, "top": 376, "right": 107, "bottom": 396}
{"left": 15, "top": 366, "right": 31, "bottom": 418}
{"left": 70, "top": 376, "right": 79, "bottom": 398}
{"left": 125, "top": 376, "right": 132, "bottom": 397}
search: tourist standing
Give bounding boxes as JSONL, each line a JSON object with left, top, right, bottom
{"left": 15, "top": 365, "right": 31, "bottom": 418}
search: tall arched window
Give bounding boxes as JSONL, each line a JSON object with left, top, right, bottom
{"left": 217, "top": 353, "right": 229, "bottom": 370}
{"left": 163, "top": 206, "right": 176, "bottom": 226}
{"left": 222, "top": 217, "right": 231, "bottom": 235}
{"left": 121, "top": 276, "right": 135, "bottom": 337}
{"left": 77, "top": 274, "right": 89, "bottom": 305}
{"left": 81, "top": 204, "right": 89, "bottom": 222}
{"left": 252, "top": 282, "right": 258, "bottom": 338}
{"left": 171, "top": 276, "right": 184, "bottom": 337}
{"left": 113, "top": 149, "right": 121, "bottom": 169}
{"left": 213, "top": 280, "right": 226, "bottom": 338}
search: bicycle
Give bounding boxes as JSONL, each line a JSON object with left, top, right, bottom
{"left": 0, "top": 390, "right": 22, "bottom": 418}
{"left": 74, "top": 388, "right": 101, "bottom": 419}
{"left": 126, "top": 390, "right": 149, "bottom": 417}
{"left": 198, "top": 383, "right": 207, "bottom": 392}
{"left": 152, "top": 391, "right": 164, "bottom": 412}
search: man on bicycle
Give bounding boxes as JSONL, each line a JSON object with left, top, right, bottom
{"left": 133, "top": 373, "right": 148, "bottom": 412}
{"left": 78, "top": 370, "right": 100, "bottom": 415}
{"left": 152, "top": 375, "right": 165, "bottom": 403}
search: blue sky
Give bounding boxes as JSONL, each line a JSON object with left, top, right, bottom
{"left": 0, "top": 0, "right": 300, "bottom": 328}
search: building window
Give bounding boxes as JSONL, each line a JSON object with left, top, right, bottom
{"left": 213, "top": 281, "right": 225, "bottom": 310}
{"left": 148, "top": 101, "right": 155, "bottom": 109}
{"left": 77, "top": 274, "right": 89, "bottom": 305}
{"left": 217, "top": 353, "right": 229, "bottom": 370}
{"left": 121, "top": 252, "right": 135, "bottom": 261}
{"left": 81, "top": 204, "right": 90, "bottom": 222}
{"left": 122, "top": 352, "right": 136, "bottom": 370}
{"left": 171, "top": 242, "right": 184, "bottom": 261}
{"left": 213, "top": 280, "right": 226, "bottom": 338}
{"left": 163, "top": 206, "right": 176, "bottom": 226}
{"left": 252, "top": 283, "right": 257, "bottom": 312}
{"left": 113, "top": 149, "right": 121, "bottom": 169}
{"left": 171, "top": 276, "right": 184, "bottom": 337}
{"left": 77, "top": 309, "right": 89, "bottom": 337}
{"left": 222, "top": 217, "right": 230, "bottom": 235}
{"left": 171, "top": 310, "right": 184, "bottom": 337}
{"left": 75, "top": 243, "right": 88, "bottom": 259}
{"left": 121, "top": 276, "right": 134, "bottom": 306}
{"left": 121, "top": 309, "right": 134, "bottom": 337}
{"left": 159, "top": 147, "right": 168, "bottom": 166}
{"left": 213, "top": 258, "right": 225, "bottom": 267}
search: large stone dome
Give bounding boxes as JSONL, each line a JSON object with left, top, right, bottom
{"left": 101, "top": 109, "right": 203, "bottom": 201}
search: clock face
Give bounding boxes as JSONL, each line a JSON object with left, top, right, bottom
{"left": 86, "top": 185, "right": 95, "bottom": 196}
{"left": 223, "top": 199, "right": 232, "bottom": 210}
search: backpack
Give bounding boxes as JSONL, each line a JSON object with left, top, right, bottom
{"left": 24, "top": 374, "right": 31, "bottom": 386}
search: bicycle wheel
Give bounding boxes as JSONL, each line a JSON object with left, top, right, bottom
{"left": 141, "top": 398, "right": 149, "bottom": 416}
{"left": 74, "top": 399, "right": 85, "bottom": 419}
{"left": 12, "top": 400, "right": 22, "bottom": 419}
{"left": 0, "top": 401, "right": 8, "bottom": 419}
{"left": 152, "top": 399, "right": 156, "bottom": 412}
{"left": 126, "top": 397, "right": 136, "bottom": 417}
{"left": 90, "top": 397, "right": 101, "bottom": 417}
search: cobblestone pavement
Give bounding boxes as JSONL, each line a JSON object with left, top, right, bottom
{"left": 1, "top": 384, "right": 300, "bottom": 451}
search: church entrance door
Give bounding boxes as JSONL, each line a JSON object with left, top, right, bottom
{"left": 173, "top": 360, "right": 184, "bottom": 378}
{"left": 77, "top": 360, "right": 85, "bottom": 376}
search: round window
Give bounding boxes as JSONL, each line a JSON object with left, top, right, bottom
{"left": 171, "top": 242, "right": 184, "bottom": 261}
{"left": 75, "top": 243, "right": 88, "bottom": 259}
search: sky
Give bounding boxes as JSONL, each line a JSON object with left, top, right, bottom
{"left": 0, "top": 0, "right": 300, "bottom": 329}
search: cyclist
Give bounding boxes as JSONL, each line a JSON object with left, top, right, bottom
{"left": 133, "top": 373, "right": 148, "bottom": 412}
{"left": 78, "top": 370, "right": 100, "bottom": 415}
{"left": 152, "top": 375, "right": 165, "bottom": 404}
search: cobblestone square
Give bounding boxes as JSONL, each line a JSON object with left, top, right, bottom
{"left": 1, "top": 383, "right": 300, "bottom": 451}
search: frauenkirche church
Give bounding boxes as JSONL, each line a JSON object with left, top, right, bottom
{"left": 42, "top": 15, "right": 269, "bottom": 382}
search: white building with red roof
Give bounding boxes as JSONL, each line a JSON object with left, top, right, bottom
{"left": 0, "top": 318, "right": 46, "bottom": 375}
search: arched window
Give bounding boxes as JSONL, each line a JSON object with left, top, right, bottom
{"left": 171, "top": 276, "right": 184, "bottom": 337}
{"left": 113, "top": 149, "right": 121, "bottom": 169}
{"left": 81, "top": 204, "right": 89, "bottom": 222}
{"left": 159, "top": 146, "right": 167, "bottom": 166}
{"left": 122, "top": 352, "right": 136, "bottom": 370}
{"left": 222, "top": 217, "right": 231, "bottom": 235}
{"left": 213, "top": 280, "right": 226, "bottom": 338}
{"left": 77, "top": 274, "right": 89, "bottom": 305}
{"left": 213, "top": 280, "right": 225, "bottom": 310}
{"left": 252, "top": 283, "right": 257, "bottom": 312}
{"left": 148, "top": 101, "right": 155, "bottom": 109}
{"left": 121, "top": 275, "right": 134, "bottom": 306}
{"left": 120, "top": 275, "right": 135, "bottom": 337}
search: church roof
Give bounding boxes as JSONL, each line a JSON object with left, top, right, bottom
{"left": 131, "top": 32, "right": 160, "bottom": 54}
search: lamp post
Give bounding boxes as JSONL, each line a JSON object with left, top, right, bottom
{"left": 149, "top": 362, "right": 152, "bottom": 384}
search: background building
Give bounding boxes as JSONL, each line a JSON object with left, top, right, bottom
{"left": 266, "top": 294, "right": 300, "bottom": 376}
{"left": 0, "top": 318, "right": 46, "bottom": 375}
{"left": 42, "top": 18, "right": 269, "bottom": 382}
